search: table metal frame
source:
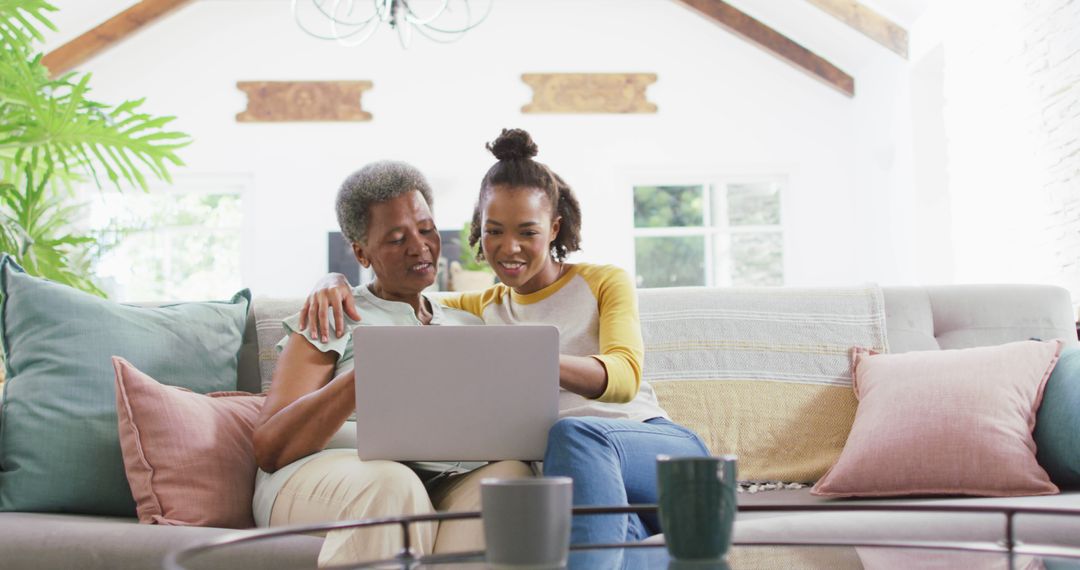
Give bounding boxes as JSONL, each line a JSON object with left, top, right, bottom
{"left": 164, "top": 503, "right": 1080, "bottom": 570}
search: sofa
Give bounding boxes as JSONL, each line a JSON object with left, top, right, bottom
{"left": 0, "top": 284, "right": 1076, "bottom": 569}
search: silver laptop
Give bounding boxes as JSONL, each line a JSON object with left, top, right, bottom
{"left": 353, "top": 325, "right": 559, "bottom": 462}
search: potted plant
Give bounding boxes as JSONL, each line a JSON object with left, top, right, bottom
{"left": 0, "top": 0, "right": 189, "bottom": 296}
{"left": 0, "top": 1, "right": 189, "bottom": 390}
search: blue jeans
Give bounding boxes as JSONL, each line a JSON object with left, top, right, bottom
{"left": 542, "top": 416, "right": 710, "bottom": 547}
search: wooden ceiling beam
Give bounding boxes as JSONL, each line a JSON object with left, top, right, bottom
{"left": 42, "top": 0, "right": 193, "bottom": 78}
{"left": 675, "top": 0, "right": 855, "bottom": 97}
{"left": 806, "top": 0, "right": 908, "bottom": 59}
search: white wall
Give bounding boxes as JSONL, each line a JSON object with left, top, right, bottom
{"left": 44, "top": 0, "right": 925, "bottom": 297}
{"left": 941, "top": 0, "right": 1080, "bottom": 305}
{"left": 908, "top": 44, "right": 951, "bottom": 284}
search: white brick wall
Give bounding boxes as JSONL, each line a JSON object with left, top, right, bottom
{"left": 944, "top": 0, "right": 1080, "bottom": 310}
{"left": 1036, "top": 0, "right": 1080, "bottom": 313}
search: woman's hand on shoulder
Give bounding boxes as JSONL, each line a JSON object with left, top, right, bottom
{"left": 300, "top": 272, "right": 361, "bottom": 342}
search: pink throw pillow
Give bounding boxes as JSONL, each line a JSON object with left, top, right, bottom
{"left": 812, "top": 340, "right": 1062, "bottom": 498}
{"left": 113, "top": 356, "right": 265, "bottom": 527}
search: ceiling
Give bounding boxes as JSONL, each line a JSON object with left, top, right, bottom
{"left": 39, "top": 0, "right": 937, "bottom": 73}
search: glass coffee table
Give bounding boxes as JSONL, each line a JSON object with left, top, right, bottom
{"left": 166, "top": 504, "right": 1080, "bottom": 569}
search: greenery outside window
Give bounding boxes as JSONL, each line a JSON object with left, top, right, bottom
{"left": 633, "top": 179, "right": 784, "bottom": 288}
{"left": 87, "top": 176, "right": 245, "bottom": 302}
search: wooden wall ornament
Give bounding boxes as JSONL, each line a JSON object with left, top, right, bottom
{"left": 235, "top": 81, "right": 373, "bottom": 122}
{"left": 521, "top": 73, "right": 658, "bottom": 114}
{"left": 675, "top": 0, "right": 855, "bottom": 97}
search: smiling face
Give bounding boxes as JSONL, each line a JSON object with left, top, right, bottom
{"left": 480, "top": 185, "right": 562, "bottom": 294}
{"left": 353, "top": 190, "right": 440, "bottom": 299}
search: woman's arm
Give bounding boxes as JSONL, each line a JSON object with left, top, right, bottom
{"left": 253, "top": 334, "right": 356, "bottom": 472}
{"left": 300, "top": 274, "right": 484, "bottom": 335}
{"left": 581, "top": 266, "right": 645, "bottom": 404}
{"left": 558, "top": 355, "right": 608, "bottom": 399}
{"left": 300, "top": 273, "right": 359, "bottom": 342}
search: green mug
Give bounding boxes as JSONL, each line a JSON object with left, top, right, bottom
{"left": 657, "top": 455, "right": 738, "bottom": 561}
{"left": 668, "top": 560, "right": 732, "bottom": 570}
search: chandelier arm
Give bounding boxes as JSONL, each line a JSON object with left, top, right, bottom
{"left": 328, "top": 21, "right": 383, "bottom": 45}
{"left": 295, "top": 23, "right": 380, "bottom": 42}
{"left": 379, "top": 0, "right": 400, "bottom": 23}
{"left": 397, "top": 14, "right": 413, "bottom": 48}
{"left": 398, "top": 0, "right": 450, "bottom": 26}
{"left": 421, "top": 0, "right": 492, "bottom": 34}
{"left": 292, "top": 1, "right": 382, "bottom": 42}
{"left": 311, "top": 0, "right": 379, "bottom": 27}
{"left": 293, "top": 0, "right": 365, "bottom": 41}
{"left": 320, "top": 0, "right": 383, "bottom": 45}
{"left": 410, "top": 22, "right": 471, "bottom": 43}
{"left": 331, "top": 16, "right": 384, "bottom": 45}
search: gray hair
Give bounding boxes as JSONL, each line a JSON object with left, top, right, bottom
{"left": 335, "top": 160, "right": 435, "bottom": 244}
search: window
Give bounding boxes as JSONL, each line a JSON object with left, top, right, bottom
{"left": 632, "top": 178, "right": 783, "bottom": 288}
{"left": 87, "top": 176, "right": 246, "bottom": 302}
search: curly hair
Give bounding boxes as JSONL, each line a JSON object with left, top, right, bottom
{"left": 468, "top": 128, "right": 582, "bottom": 262}
{"left": 336, "top": 160, "right": 434, "bottom": 245}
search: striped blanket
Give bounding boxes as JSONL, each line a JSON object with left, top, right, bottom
{"left": 639, "top": 286, "right": 888, "bottom": 482}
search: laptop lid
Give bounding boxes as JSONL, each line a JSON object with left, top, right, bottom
{"left": 353, "top": 325, "right": 559, "bottom": 462}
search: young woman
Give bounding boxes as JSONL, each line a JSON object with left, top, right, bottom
{"left": 254, "top": 160, "right": 531, "bottom": 567}
{"left": 303, "top": 129, "right": 710, "bottom": 547}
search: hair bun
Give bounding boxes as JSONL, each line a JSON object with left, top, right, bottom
{"left": 486, "top": 128, "right": 539, "bottom": 161}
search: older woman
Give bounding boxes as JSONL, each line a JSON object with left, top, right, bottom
{"left": 252, "top": 161, "right": 531, "bottom": 566}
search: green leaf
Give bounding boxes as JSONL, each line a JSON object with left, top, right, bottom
{"left": 0, "top": 0, "right": 188, "bottom": 297}
{"left": 0, "top": 0, "right": 56, "bottom": 44}
{"left": 110, "top": 97, "right": 146, "bottom": 117}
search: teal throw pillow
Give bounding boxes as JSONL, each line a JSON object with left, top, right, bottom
{"left": 1035, "top": 345, "right": 1080, "bottom": 488}
{"left": 0, "top": 255, "right": 250, "bottom": 516}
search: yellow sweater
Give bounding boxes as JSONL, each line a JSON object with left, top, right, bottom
{"left": 443, "top": 263, "right": 668, "bottom": 422}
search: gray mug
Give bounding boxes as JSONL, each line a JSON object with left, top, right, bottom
{"left": 481, "top": 477, "right": 573, "bottom": 569}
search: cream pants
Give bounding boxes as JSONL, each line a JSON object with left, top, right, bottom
{"left": 268, "top": 449, "right": 532, "bottom": 566}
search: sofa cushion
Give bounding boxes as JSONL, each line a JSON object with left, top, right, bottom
{"left": 638, "top": 286, "right": 888, "bottom": 482}
{"left": 114, "top": 357, "right": 264, "bottom": 528}
{"left": 924, "top": 285, "right": 1077, "bottom": 350}
{"left": 0, "top": 255, "right": 250, "bottom": 516}
{"left": 1035, "top": 346, "right": 1080, "bottom": 488}
{"left": 252, "top": 298, "right": 304, "bottom": 392}
{"left": 812, "top": 340, "right": 1061, "bottom": 498}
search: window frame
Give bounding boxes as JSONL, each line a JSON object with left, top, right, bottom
{"left": 630, "top": 174, "right": 786, "bottom": 288}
